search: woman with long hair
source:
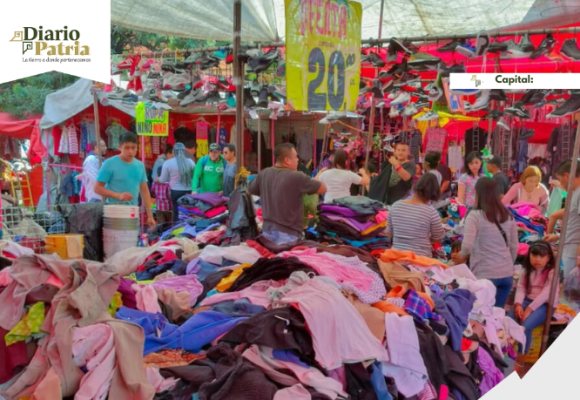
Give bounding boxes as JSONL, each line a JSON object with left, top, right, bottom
{"left": 458, "top": 177, "right": 519, "bottom": 307}
{"left": 316, "top": 149, "right": 370, "bottom": 203}
{"left": 159, "top": 142, "right": 196, "bottom": 222}
{"left": 423, "top": 152, "right": 442, "bottom": 186}
{"left": 386, "top": 173, "right": 445, "bottom": 257}
{"left": 457, "top": 151, "right": 484, "bottom": 207}
{"left": 502, "top": 166, "right": 550, "bottom": 212}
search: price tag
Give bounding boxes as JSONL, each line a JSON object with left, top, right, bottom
{"left": 135, "top": 102, "right": 168, "bottom": 136}
{"left": 285, "top": 0, "right": 362, "bottom": 112}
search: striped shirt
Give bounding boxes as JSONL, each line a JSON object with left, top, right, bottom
{"left": 386, "top": 201, "right": 445, "bottom": 257}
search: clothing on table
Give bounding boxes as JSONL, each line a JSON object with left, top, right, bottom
{"left": 501, "top": 182, "right": 549, "bottom": 210}
{"left": 562, "top": 187, "right": 580, "bottom": 259}
{"left": 160, "top": 157, "right": 195, "bottom": 191}
{"left": 97, "top": 156, "right": 148, "bottom": 206}
{"left": 152, "top": 154, "right": 167, "bottom": 180}
{"left": 387, "top": 201, "right": 445, "bottom": 257}
{"left": 515, "top": 268, "right": 558, "bottom": 311}
{"left": 82, "top": 153, "right": 102, "bottom": 202}
{"left": 171, "top": 190, "right": 191, "bottom": 222}
{"left": 423, "top": 127, "right": 448, "bottom": 162}
{"left": 192, "top": 155, "right": 225, "bottom": 193}
{"left": 319, "top": 169, "right": 363, "bottom": 203}
{"left": 222, "top": 162, "right": 237, "bottom": 197}
{"left": 458, "top": 174, "right": 483, "bottom": 208}
{"left": 433, "top": 289, "right": 476, "bottom": 352}
{"left": 492, "top": 172, "right": 511, "bottom": 196}
{"left": 460, "top": 210, "right": 518, "bottom": 280}
{"left": 248, "top": 167, "right": 321, "bottom": 237}
{"left": 278, "top": 278, "right": 389, "bottom": 370}
{"left": 369, "top": 161, "right": 416, "bottom": 205}
{"left": 477, "top": 346, "right": 504, "bottom": 396}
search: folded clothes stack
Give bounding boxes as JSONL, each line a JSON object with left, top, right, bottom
{"left": 316, "top": 196, "right": 388, "bottom": 241}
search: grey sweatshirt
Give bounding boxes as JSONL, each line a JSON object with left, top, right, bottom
{"left": 460, "top": 210, "right": 519, "bottom": 280}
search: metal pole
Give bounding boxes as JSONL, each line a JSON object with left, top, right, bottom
{"left": 363, "top": 98, "right": 376, "bottom": 195}
{"left": 233, "top": 0, "right": 244, "bottom": 174}
{"left": 377, "top": 0, "right": 385, "bottom": 46}
{"left": 257, "top": 115, "right": 262, "bottom": 171}
{"left": 93, "top": 92, "right": 102, "bottom": 167}
{"left": 539, "top": 121, "right": 580, "bottom": 356}
{"left": 313, "top": 118, "right": 317, "bottom": 169}
{"left": 271, "top": 118, "right": 275, "bottom": 166}
{"left": 45, "top": 128, "right": 50, "bottom": 209}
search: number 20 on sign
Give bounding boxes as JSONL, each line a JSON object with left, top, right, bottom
{"left": 285, "top": 0, "right": 362, "bottom": 112}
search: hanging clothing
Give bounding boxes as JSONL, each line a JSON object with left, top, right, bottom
{"left": 296, "top": 131, "right": 313, "bottom": 161}
{"left": 80, "top": 121, "right": 96, "bottom": 152}
{"left": 398, "top": 130, "right": 422, "bottom": 162}
{"left": 59, "top": 125, "right": 70, "bottom": 154}
{"left": 106, "top": 124, "right": 128, "bottom": 150}
{"left": 67, "top": 124, "right": 79, "bottom": 154}
{"left": 423, "top": 127, "right": 449, "bottom": 161}
{"left": 548, "top": 124, "right": 576, "bottom": 177}
{"left": 447, "top": 145, "right": 463, "bottom": 171}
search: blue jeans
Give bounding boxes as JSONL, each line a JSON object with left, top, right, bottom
{"left": 490, "top": 276, "right": 514, "bottom": 308}
{"left": 507, "top": 297, "right": 548, "bottom": 354}
{"left": 263, "top": 229, "right": 300, "bottom": 246}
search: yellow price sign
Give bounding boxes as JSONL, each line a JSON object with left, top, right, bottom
{"left": 135, "top": 102, "right": 169, "bottom": 136}
{"left": 285, "top": 0, "right": 362, "bottom": 112}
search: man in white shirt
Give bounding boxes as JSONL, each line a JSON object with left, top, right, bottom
{"left": 81, "top": 139, "right": 107, "bottom": 203}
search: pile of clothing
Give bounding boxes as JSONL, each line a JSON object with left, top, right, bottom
{"left": 159, "top": 193, "right": 230, "bottom": 244}
{"left": 1, "top": 236, "right": 528, "bottom": 400}
{"left": 315, "top": 196, "right": 389, "bottom": 247}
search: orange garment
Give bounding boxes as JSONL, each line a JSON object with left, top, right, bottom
{"left": 380, "top": 249, "right": 448, "bottom": 268}
{"left": 360, "top": 220, "right": 387, "bottom": 236}
{"left": 372, "top": 301, "right": 409, "bottom": 317}
{"left": 387, "top": 285, "right": 434, "bottom": 308}
{"left": 216, "top": 264, "right": 251, "bottom": 292}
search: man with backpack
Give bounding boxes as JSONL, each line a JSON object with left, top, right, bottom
{"left": 192, "top": 143, "right": 227, "bottom": 194}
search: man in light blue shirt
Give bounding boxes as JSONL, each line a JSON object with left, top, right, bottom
{"left": 95, "top": 131, "right": 156, "bottom": 230}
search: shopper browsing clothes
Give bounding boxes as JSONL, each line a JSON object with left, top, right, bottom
{"left": 458, "top": 151, "right": 484, "bottom": 207}
{"left": 94, "top": 131, "right": 156, "bottom": 230}
{"left": 368, "top": 143, "right": 416, "bottom": 206}
{"left": 502, "top": 166, "right": 550, "bottom": 213}
{"left": 486, "top": 155, "right": 511, "bottom": 197}
{"left": 317, "top": 149, "right": 370, "bottom": 203}
{"left": 159, "top": 143, "right": 195, "bottom": 222}
{"left": 152, "top": 143, "right": 173, "bottom": 183}
{"left": 79, "top": 139, "right": 108, "bottom": 203}
{"left": 248, "top": 143, "right": 326, "bottom": 246}
{"left": 192, "top": 143, "right": 226, "bottom": 194}
{"left": 386, "top": 173, "right": 445, "bottom": 257}
{"left": 544, "top": 159, "right": 580, "bottom": 278}
{"left": 423, "top": 152, "right": 443, "bottom": 186}
{"left": 222, "top": 144, "right": 237, "bottom": 197}
{"left": 508, "top": 241, "right": 557, "bottom": 357}
{"left": 457, "top": 177, "right": 518, "bottom": 307}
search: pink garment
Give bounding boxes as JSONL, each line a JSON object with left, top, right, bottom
{"left": 195, "top": 226, "right": 227, "bottom": 245}
{"left": 145, "top": 367, "right": 178, "bottom": 393}
{"left": 515, "top": 268, "right": 559, "bottom": 311}
{"left": 518, "top": 243, "right": 530, "bottom": 256}
{"left": 326, "top": 367, "right": 346, "bottom": 390}
{"left": 279, "top": 248, "right": 374, "bottom": 292}
{"left": 243, "top": 345, "right": 347, "bottom": 399}
{"left": 132, "top": 284, "right": 162, "bottom": 313}
{"left": 509, "top": 201, "right": 543, "bottom": 213}
{"left": 190, "top": 206, "right": 227, "bottom": 218}
{"left": 151, "top": 274, "right": 203, "bottom": 307}
{"left": 274, "top": 384, "right": 311, "bottom": 400}
{"left": 278, "top": 279, "right": 389, "bottom": 370}
{"left": 72, "top": 324, "right": 116, "bottom": 400}
{"left": 0, "top": 267, "right": 13, "bottom": 286}
{"left": 199, "top": 280, "right": 287, "bottom": 308}
{"left": 502, "top": 183, "right": 549, "bottom": 209}
{"left": 375, "top": 210, "right": 388, "bottom": 224}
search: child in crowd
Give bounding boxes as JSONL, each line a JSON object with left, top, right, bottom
{"left": 508, "top": 240, "right": 557, "bottom": 356}
{"left": 449, "top": 240, "right": 466, "bottom": 266}
{"left": 95, "top": 131, "right": 156, "bottom": 231}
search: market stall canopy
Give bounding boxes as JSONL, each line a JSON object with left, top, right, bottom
{"left": 111, "top": 0, "right": 580, "bottom": 42}
{"left": 0, "top": 113, "right": 41, "bottom": 141}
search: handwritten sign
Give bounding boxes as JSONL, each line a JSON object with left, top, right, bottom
{"left": 136, "top": 103, "right": 169, "bottom": 136}
{"left": 285, "top": 0, "right": 362, "bottom": 112}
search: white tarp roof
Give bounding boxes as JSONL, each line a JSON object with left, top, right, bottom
{"left": 111, "top": 0, "right": 580, "bottom": 43}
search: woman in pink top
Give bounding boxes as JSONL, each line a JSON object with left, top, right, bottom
{"left": 502, "top": 166, "right": 549, "bottom": 212}
{"left": 508, "top": 241, "right": 556, "bottom": 358}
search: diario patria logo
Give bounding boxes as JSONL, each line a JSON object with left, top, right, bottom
{"left": 471, "top": 75, "right": 482, "bottom": 87}
{"left": 9, "top": 26, "right": 90, "bottom": 63}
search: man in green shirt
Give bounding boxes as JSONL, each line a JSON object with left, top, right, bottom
{"left": 192, "top": 143, "right": 226, "bottom": 193}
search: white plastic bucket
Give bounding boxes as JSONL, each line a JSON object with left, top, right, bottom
{"left": 103, "top": 228, "right": 139, "bottom": 259}
{"left": 103, "top": 217, "right": 140, "bottom": 230}
{"left": 104, "top": 205, "right": 139, "bottom": 219}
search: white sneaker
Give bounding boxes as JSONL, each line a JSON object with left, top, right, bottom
{"left": 502, "top": 42, "right": 532, "bottom": 59}
{"left": 466, "top": 90, "right": 490, "bottom": 111}
{"left": 391, "top": 92, "right": 410, "bottom": 105}
{"left": 403, "top": 103, "right": 418, "bottom": 116}
{"left": 497, "top": 117, "right": 510, "bottom": 130}
{"left": 383, "top": 133, "right": 395, "bottom": 141}
{"left": 417, "top": 111, "right": 439, "bottom": 121}
{"left": 389, "top": 106, "right": 400, "bottom": 118}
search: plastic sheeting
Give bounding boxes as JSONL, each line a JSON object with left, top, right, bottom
{"left": 0, "top": 113, "right": 40, "bottom": 140}
{"left": 111, "top": 0, "right": 577, "bottom": 42}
